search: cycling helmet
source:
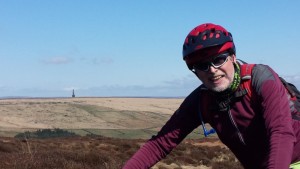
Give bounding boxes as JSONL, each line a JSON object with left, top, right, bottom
{"left": 182, "top": 23, "right": 235, "bottom": 70}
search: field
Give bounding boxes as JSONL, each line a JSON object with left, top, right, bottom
{"left": 0, "top": 97, "right": 242, "bottom": 169}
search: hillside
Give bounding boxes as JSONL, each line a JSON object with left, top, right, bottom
{"left": 0, "top": 97, "right": 243, "bottom": 169}
{"left": 0, "top": 97, "right": 184, "bottom": 138}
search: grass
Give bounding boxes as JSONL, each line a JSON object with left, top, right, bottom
{"left": 67, "top": 127, "right": 206, "bottom": 139}
{"left": 0, "top": 136, "right": 243, "bottom": 169}
{"left": 0, "top": 99, "right": 242, "bottom": 168}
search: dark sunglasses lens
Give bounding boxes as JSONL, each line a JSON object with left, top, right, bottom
{"left": 193, "top": 53, "right": 229, "bottom": 71}
{"left": 194, "top": 63, "right": 209, "bottom": 71}
{"left": 212, "top": 54, "right": 228, "bottom": 66}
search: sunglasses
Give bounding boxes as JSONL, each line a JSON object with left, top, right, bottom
{"left": 193, "top": 53, "right": 230, "bottom": 72}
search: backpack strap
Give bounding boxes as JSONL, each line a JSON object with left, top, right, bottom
{"left": 280, "top": 77, "right": 299, "bottom": 100}
{"left": 239, "top": 64, "right": 256, "bottom": 98}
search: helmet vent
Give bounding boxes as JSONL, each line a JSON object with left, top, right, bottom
{"left": 191, "top": 38, "right": 195, "bottom": 44}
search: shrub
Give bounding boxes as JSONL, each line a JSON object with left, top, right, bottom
{"left": 14, "top": 128, "right": 78, "bottom": 139}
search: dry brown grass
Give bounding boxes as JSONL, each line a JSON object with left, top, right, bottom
{"left": 0, "top": 98, "right": 243, "bottom": 168}
{"left": 0, "top": 136, "right": 242, "bottom": 169}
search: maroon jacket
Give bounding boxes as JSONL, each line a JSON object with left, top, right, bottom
{"left": 123, "top": 64, "right": 300, "bottom": 169}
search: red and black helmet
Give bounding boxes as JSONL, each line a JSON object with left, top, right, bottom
{"left": 182, "top": 23, "right": 235, "bottom": 70}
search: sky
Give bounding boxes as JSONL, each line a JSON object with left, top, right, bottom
{"left": 0, "top": 1, "right": 300, "bottom": 98}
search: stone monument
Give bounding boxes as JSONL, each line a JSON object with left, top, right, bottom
{"left": 72, "top": 89, "right": 75, "bottom": 98}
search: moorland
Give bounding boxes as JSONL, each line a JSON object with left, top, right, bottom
{"left": 0, "top": 97, "right": 242, "bottom": 169}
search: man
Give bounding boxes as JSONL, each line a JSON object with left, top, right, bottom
{"left": 123, "top": 23, "right": 300, "bottom": 169}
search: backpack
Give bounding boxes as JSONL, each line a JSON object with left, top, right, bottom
{"left": 240, "top": 63, "right": 300, "bottom": 120}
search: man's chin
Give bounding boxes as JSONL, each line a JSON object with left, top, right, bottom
{"left": 208, "top": 84, "right": 229, "bottom": 93}
{"left": 211, "top": 87, "right": 226, "bottom": 93}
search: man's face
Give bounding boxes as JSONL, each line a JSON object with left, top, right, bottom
{"left": 194, "top": 54, "right": 236, "bottom": 92}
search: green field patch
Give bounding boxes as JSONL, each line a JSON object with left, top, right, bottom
{"left": 67, "top": 127, "right": 213, "bottom": 139}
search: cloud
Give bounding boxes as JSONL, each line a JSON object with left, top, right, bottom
{"left": 162, "top": 74, "right": 200, "bottom": 89}
{"left": 0, "top": 74, "right": 200, "bottom": 98}
{"left": 93, "top": 57, "right": 114, "bottom": 65}
{"left": 43, "top": 56, "right": 73, "bottom": 65}
{"left": 281, "top": 75, "right": 300, "bottom": 89}
{"left": 63, "top": 86, "right": 80, "bottom": 91}
{"left": 0, "top": 85, "right": 9, "bottom": 90}
{"left": 75, "top": 74, "right": 201, "bottom": 97}
{"left": 282, "top": 75, "right": 300, "bottom": 82}
{"left": 79, "top": 57, "right": 114, "bottom": 65}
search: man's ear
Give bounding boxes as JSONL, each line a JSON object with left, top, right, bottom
{"left": 230, "top": 54, "right": 237, "bottom": 63}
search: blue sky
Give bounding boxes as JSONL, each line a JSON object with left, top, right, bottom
{"left": 0, "top": 1, "right": 299, "bottom": 97}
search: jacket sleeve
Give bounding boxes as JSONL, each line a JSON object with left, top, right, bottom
{"left": 252, "top": 64, "right": 296, "bottom": 169}
{"left": 122, "top": 90, "right": 202, "bottom": 169}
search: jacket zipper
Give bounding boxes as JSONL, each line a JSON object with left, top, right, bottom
{"left": 227, "top": 107, "right": 246, "bottom": 145}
